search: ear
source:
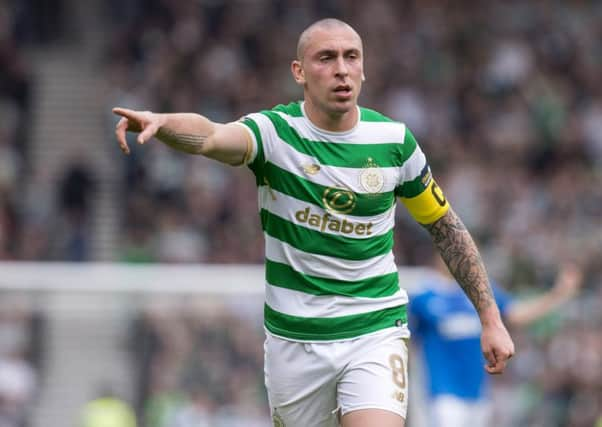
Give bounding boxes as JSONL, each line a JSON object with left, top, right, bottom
{"left": 291, "top": 60, "right": 306, "bottom": 85}
{"left": 361, "top": 73, "right": 366, "bottom": 82}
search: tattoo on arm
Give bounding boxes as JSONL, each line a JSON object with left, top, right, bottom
{"left": 156, "top": 128, "right": 208, "bottom": 154}
{"left": 423, "top": 208, "right": 494, "bottom": 314}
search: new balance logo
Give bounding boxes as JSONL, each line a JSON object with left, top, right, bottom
{"left": 295, "top": 207, "right": 373, "bottom": 236}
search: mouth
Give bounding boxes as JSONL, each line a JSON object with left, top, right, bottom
{"left": 333, "top": 84, "right": 353, "bottom": 98}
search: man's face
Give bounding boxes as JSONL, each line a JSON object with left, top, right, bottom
{"left": 293, "top": 26, "right": 364, "bottom": 116}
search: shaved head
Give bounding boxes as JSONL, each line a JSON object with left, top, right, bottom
{"left": 290, "top": 17, "right": 365, "bottom": 130}
{"left": 296, "top": 18, "right": 362, "bottom": 61}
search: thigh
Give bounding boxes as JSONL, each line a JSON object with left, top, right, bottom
{"left": 337, "top": 330, "right": 409, "bottom": 425}
{"left": 341, "top": 409, "right": 405, "bottom": 427}
{"left": 264, "top": 333, "right": 338, "bottom": 427}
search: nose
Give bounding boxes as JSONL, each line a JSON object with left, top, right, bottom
{"left": 334, "top": 57, "right": 349, "bottom": 77}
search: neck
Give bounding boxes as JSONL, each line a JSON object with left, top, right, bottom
{"left": 303, "top": 98, "right": 358, "bottom": 132}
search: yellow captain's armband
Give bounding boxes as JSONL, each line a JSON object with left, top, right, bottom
{"left": 400, "top": 179, "right": 449, "bottom": 224}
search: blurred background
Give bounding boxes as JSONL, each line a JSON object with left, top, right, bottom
{"left": 0, "top": 0, "right": 601, "bottom": 426}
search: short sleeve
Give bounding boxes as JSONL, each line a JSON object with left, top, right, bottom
{"left": 238, "top": 114, "right": 264, "bottom": 177}
{"left": 396, "top": 128, "right": 449, "bottom": 224}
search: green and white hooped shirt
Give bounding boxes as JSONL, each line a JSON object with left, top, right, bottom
{"left": 239, "top": 101, "right": 449, "bottom": 342}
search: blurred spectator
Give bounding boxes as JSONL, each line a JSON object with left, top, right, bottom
{"left": 80, "top": 385, "right": 137, "bottom": 427}
{"left": 55, "top": 160, "right": 96, "bottom": 261}
{"left": 167, "top": 387, "right": 214, "bottom": 427}
{"left": 0, "top": 1, "right": 31, "bottom": 261}
{"left": 0, "top": 297, "right": 43, "bottom": 427}
{"left": 0, "top": 354, "right": 36, "bottom": 427}
{"left": 0, "top": 102, "right": 22, "bottom": 194}
{"left": 0, "top": 195, "right": 18, "bottom": 260}
{"left": 58, "top": 161, "right": 96, "bottom": 218}
{"left": 10, "top": 0, "right": 67, "bottom": 44}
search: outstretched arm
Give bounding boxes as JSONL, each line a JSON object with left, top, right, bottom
{"left": 505, "top": 264, "right": 583, "bottom": 327}
{"left": 113, "top": 108, "right": 251, "bottom": 166}
{"left": 423, "top": 207, "right": 515, "bottom": 374}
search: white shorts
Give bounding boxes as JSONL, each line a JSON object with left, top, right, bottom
{"left": 264, "top": 327, "right": 410, "bottom": 427}
{"left": 431, "top": 395, "right": 491, "bottom": 427}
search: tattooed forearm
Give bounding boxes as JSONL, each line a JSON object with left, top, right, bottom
{"left": 157, "top": 128, "right": 208, "bottom": 154}
{"left": 423, "top": 208, "right": 495, "bottom": 314}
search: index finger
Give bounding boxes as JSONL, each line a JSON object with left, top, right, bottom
{"left": 112, "top": 107, "right": 139, "bottom": 120}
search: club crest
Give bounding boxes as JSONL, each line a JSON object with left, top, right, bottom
{"left": 359, "top": 157, "right": 384, "bottom": 193}
{"left": 302, "top": 163, "right": 321, "bottom": 175}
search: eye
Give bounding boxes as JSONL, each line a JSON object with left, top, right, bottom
{"left": 320, "top": 55, "right": 332, "bottom": 62}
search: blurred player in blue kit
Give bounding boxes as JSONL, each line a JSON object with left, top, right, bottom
{"left": 409, "top": 256, "right": 583, "bottom": 427}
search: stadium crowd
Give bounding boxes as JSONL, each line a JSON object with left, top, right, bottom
{"left": 0, "top": 1, "right": 31, "bottom": 261}
{"left": 100, "top": 0, "right": 602, "bottom": 283}
{"left": 0, "top": 0, "right": 600, "bottom": 426}
{"left": 0, "top": 4, "right": 46, "bottom": 425}
{"left": 0, "top": 0, "right": 93, "bottom": 262}
{"left": 130, "top": 298, "right": 269, "bottom": 427}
